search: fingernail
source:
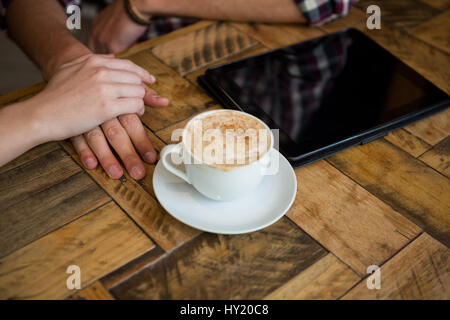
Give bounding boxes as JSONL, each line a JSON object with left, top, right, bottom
{"left": 131, "top": 166, "right": 145, "bottom": 179}
{"left": 145, "top": 151, "right": 156, "bottom": 163}
{"left": 152, "top": 94, "right": 161, "bottom": 99}
{"left": 159, "top": 97, "right": 170, "bottom": 104}
{"left": 108, "top": 165, "right": 122, "bottom": 178}
{"left": 149, "top": 74, "right": 156, "bottom": 83}
{"left": 85, "top": 157, "right": 96, "bottom": 168}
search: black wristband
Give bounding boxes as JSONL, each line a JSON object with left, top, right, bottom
{"left": 124, "top": 0, "right": 153, "bottom": 26}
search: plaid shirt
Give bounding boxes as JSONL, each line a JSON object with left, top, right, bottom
{"left": 1, "top": 0, "right": 358, "bottom": 36}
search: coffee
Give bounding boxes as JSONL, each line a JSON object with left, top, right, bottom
{"left": 184, "top": 110, "right": 271, "bottom": 171}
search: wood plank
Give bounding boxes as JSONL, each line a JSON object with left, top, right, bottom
{"left": 343, "top": 233, "right": 450, "bottom": 299}
{"left": 404, "top": 108, "right": 450, "bottom": 146}
{"left": 0, "top": 149, "right": 81, "bottom": 210}
{"left": 328, "top": 139, "right": 450, "bottom": 246}
{"left": 137, "top": 128, "right": 167, "bottom": 198}
{"left": 69, "top": 281, "right": 114, "bottom": 300}
{"left": 321, "top": 9, "right": 450, "bottom": 95}
{"left": 419, "top": 136, "right": 450, "bottom": 177}
{"left": 0, "top": 171, "right": 110, "bottom": 258}
{"left": 0, "top": 202, "right": 154, "bottom": 299}
{"left": 355, "top": 0, "right": 440, "bottom": 30}
{"left": 101, "top": 247, "right": 165, "bottom": 289}
{"left": 184, "top": 44, "right": 269, "bottom": 85}
{"left": 231, "top": 22, "right": 324, "bottom": 49}
{"left": 155, "top": 105, "right": 222, "bottom": 144}
{"left": 127, "top": 50, "right": 214, "bottom": 131}
{"left": 410, "top": 10, "right": 450, "bottom": 54}
{"left": 111, "top": 217, "right": 327, "bottom": 299}
{"left": 117, "top": 21, "right": 216, "bottom": 59}
{"left": 152, "top": 22, "right": 258, "bottom": 76}
{"left": 0, "top": 142, "right": 60, "bottom": 175}
{"left": 264, "top": 253, "right": 360, "bottom": 300}
{"left": 60, "top": 140, "right": 201, "bottom": 252}
{"left": 288, "top": 160, "right": 421, "bottom": 276}
{"left": 384, "top": 129, "right": 431, "bottom": 158}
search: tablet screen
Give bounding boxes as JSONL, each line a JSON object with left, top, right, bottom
{"left": 206, "top": 29, "right": 448, "bottom": 159}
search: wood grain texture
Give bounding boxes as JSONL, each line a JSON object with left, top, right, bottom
{"left": 0, "top": 202, "right": 154, "bottom": 299}
{"left": 328, "top": 139, "right": 450, "bottom": 246}
{"left": 152, "top": 22, "right": 258, "bottom": 76}
{"left": 184, "top": 44, "right": 269, "bottom": 85}
{"left": 356, "top": 0, "right": 440, "bottom": 29}
{"left": 69, "top": 281, "right": 114, "bottom": 300}
{"left": 60, "top": 140, "right": 201, "bottom": 252}
{"left": 0, "top": 142, "right": 60, "bottom": 175}
{"left": 384, "top": 129, "right": 431, "bottom": 158}
{"left": 126, "top": 50, "right": 213, "bottom": 131}
{"left": 288, "top": 160, "right": 421, "bottom": 276}
{"left": 419, "top": 136, "right": 450, "bottom": 177}
{"left": 117, "top": 21, "right": 216, "bottom": 59}
{"left": 343, "top": 233, "right": 449, "bottom": 299}
{"left": 404, "top": 108, "right": 450, "bottom": 146}
{"left": 136, "top": 128, "right": 166, "bottom": 198}
{"left": 101, "top": 247, "right": 165, "bottom": 289}
{"left": 0, "top": 149, "right": 80, "bottom": 211}
{"left": 321, "top": 9, "right": 450, "bottom": 94}
{"left": 410, "top": 10, "right": 450, "bottom": 54}
{"left": 419, "top": 0, "right": 450, "bottom": 10}
{"left": 265, "top": 253, "right": 360, "bottom": 300}
{"left": 231, "top": 22, "right": 324, "bottom": 49}
{"left": 111, "top": 218, "right": 327, "bottom": 299}
{"left": 0, "top": 171, "right": 110, "bottom": 258}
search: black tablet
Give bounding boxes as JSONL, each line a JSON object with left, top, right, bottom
{"left": 198, "top": 28, "right": 449, "bottom": 167}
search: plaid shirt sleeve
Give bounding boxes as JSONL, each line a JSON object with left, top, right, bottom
{"left": 293, "top": 0, "right": 359, "bottom": 26}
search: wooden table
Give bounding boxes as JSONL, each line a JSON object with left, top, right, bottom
{"left": 0, "top": 1, "right": 449, "bottom": 300}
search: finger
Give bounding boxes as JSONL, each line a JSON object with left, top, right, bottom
{"left": 105, "top": 83, "right": 146, "bottom": 99}
{"left": 101, "top": 118, "right": 146, "bottom": 180}
{"left": 144, "top": 86, "right": 170, "bottom": 108}
{"left": 90, "top": 57, "right": 154, "bottom": 83}
{"left": 108, "top": 98, "right": 145, "bottom": 119}
{"left": 99, "top": 69, "right": 142, "bottom": 85}
{"left": 70, "top": 135, "right": 98, "bottom": 169}
{"left": 84, "top": 126, "right": 124, "bottom": 179}
{"left": 119, "top": 114, "right": 157, "bottom": 163}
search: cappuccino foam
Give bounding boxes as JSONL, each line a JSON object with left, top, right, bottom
{"left": 184, "top": 111, "right": 271, "bottom": 170}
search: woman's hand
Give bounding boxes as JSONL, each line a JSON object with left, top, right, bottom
{"left": 34, "top": 54, "right": 154, "bottom": 141}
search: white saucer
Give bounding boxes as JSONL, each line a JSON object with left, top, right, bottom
{"left": 153, "top": 149, "right": 297, "bottom": 234}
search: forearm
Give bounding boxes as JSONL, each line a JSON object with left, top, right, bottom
{"left": 0, "top": 100, "right": 47, "bottom": 167}
{"left": 6, "top": 0, "right": 90, "bottom": 79}
{"left": 137, "top": 0, "right": 306, "bottom": 23}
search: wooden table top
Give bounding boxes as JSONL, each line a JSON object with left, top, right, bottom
{"left": 0, "top": 1, "right": 449, "bottom": 300}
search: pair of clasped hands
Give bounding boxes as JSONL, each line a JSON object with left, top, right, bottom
{"left": 29, "top": 53, "right": 168, "bottom": 180}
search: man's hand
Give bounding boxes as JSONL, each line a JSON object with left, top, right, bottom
{"left": 89, "top": 0, "right": 148, "bottom": 53}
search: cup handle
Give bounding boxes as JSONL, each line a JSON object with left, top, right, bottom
{"left": 160, "top": 143, "right": 192, "bottom": 184}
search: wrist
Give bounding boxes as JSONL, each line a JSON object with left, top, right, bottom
{"left": 21, "top": 95, "right": 53, "bottom": 145}
{"left": 44, "top": 42, "right": 91, "bottom": 80}
{"left": 3, "top": 98, "right": 49, "bottom": 150}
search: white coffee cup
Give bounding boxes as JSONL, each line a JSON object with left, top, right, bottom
{"left": 160, "top": 110, "right": 274, "bottom": 201}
